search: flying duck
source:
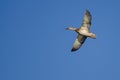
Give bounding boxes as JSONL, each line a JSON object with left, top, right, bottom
{"left": 66, "top": 10, "right": 96, "bottom": 52}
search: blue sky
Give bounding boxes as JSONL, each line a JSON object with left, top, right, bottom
{"left": 1, "top": 0, "right": 120, "bottom": 80}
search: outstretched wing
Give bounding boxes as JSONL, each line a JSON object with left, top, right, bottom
{"left": 71, "top": 34, "right": 87, "bottom": 52}
{"left": 81, "top": 10, "right": 92, "bottom": 29}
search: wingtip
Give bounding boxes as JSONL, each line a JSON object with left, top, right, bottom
{"left": 85, "top": 9, "right": 91, "bottom": 18}
{"left": 71, "top": 48, "right": 77, "bottom": 52}
{"left": 85, "top": 9, "right": 90, "bottom": 13}
{"left": 86, "top": 9, "right": 88, "bottom": 11}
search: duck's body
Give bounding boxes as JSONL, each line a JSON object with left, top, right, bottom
{"left": 77, "top": 27, "right": 96, "bottom": 38}
{"left": 66, "top": 10, "right": 96, "bottom": 52}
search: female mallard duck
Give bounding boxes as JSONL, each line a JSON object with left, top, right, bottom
{"left": 66, "top": 10, "right": 96, "bottom": 52}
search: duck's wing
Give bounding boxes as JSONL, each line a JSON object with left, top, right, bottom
{"left": 71, "top": 34, "right": 87, "bottom": 52}
{"left": 81, "top": 10, "right": 92, "bottom": 30}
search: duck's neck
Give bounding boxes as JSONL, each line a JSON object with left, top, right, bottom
{"left": 66, "top": 27, "right": 78, "bottom": 31}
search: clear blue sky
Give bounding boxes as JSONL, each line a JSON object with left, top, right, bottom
{"left": 1, "top": 0, "right": 120, "bottom": 80}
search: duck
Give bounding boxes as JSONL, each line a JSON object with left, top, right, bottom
{"left": 66, "top": 10, "right": 96, "bottom": 52}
